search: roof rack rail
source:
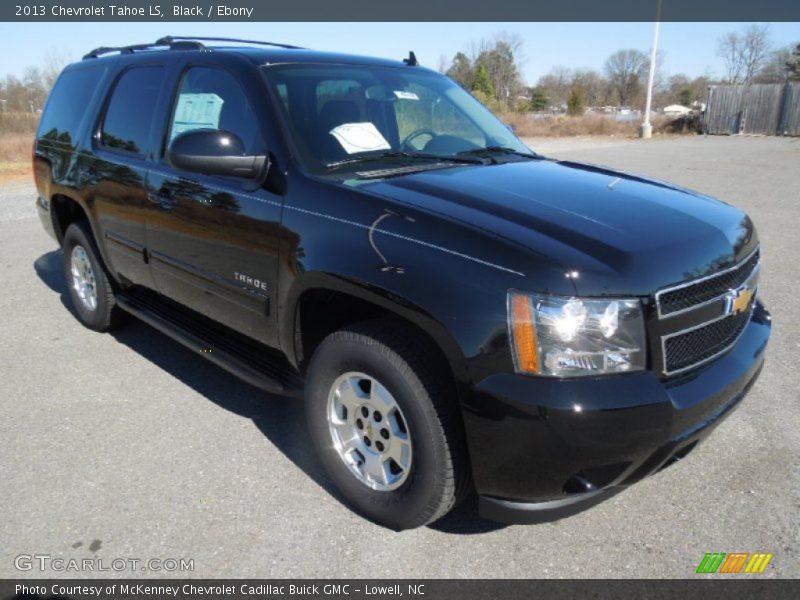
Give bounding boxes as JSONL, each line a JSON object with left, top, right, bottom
{"left": 83, "top": 39, "right": 204, "bottom": 60}
{"left": 83, "top": 36, "right": 304, "bottom": 61}
{"left": 155, "top": 36, "right": 304, "bottom": 50}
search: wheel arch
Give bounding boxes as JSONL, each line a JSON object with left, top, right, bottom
{"left": 50, "top": 193, "right": 91, "bottom": 244}
{"left": 283, "top": 272, "right": 469, "bottom": 386}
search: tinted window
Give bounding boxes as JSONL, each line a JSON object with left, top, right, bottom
{"left": 101, "top": 67, "right": 165, "bottom": 155}
{"left": 316, "top": 79, "right": 362, "bottom": 112}
{"left": 275, "top": 83, "right": 289, "bottom": 110}
{"left": 38, "top": 65, "right": 105, "bottom": 146}
{"left": 168, "top": 68, "right": 262, "bottom": 154}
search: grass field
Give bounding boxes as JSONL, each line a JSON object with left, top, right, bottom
{"left": 502, "top": 113, "right": 641, "bottom": 137}
{"left": 0, "top": 139, "right": 32, "bottom": 184}
{"left": 0, "top": 113, "right": 36, "bottom": 183}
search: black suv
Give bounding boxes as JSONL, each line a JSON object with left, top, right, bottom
{"left": 33, "top": 36, "right": 771, "bottom": 530}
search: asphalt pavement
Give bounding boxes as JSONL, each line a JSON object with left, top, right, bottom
{"left": 1, "top": 135, "right": 797, "bottom": 578}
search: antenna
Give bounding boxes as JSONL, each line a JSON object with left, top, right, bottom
{"left": 403, "top": 51, "right": 418, "bottom": 66}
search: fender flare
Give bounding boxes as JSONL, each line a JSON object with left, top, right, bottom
{"left": 279, "top": 271, "right": 469, "bottom": 382}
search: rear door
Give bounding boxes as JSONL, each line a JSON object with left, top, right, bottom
{"left": 146, "top": 62, "right": 284, "bottom": 346}
{"left": 85, "top": 65, "right": 168, "bottom": 289}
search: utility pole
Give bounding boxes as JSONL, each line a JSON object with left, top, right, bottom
{"left": 640, "top": 0, "right": 662, "bottom": 139}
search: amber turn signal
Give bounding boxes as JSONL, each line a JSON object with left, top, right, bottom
{"left": 509, "top": 293, "right": 540, "bottom": 374}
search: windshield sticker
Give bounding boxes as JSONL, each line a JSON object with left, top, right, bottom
{"left": 330, "top": 122, "right": 391, "bottom": 154}
{"left": 394, "top": 90, "right": 420, "bottom": 100}
{"left": 171, "top": 93, "right": 224, "bottom": 140}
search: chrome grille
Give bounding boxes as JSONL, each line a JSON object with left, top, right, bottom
{"left": 664, "top": 311, "right": 751, "bottom": 373}
{"left": 656, "top": 247, "right": 759, "bottom": 376}
{"left": 656, "top": 248, "right": 760, "bottom": 317}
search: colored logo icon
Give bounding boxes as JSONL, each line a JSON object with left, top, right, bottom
{"left": 696, "top": 552, "right": 773, "bottom": 574}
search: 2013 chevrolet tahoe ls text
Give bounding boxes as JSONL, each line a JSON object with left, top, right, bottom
{"left": 33, "top": 36, "right": 771, "bottom": 530}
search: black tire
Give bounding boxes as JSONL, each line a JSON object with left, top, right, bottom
{"left": 62, "top": 221, "right": 121, "bottom": 332}
{"left": 305, "top": 320, "right": 469, "bottom": 530}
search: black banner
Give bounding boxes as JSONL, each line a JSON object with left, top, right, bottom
{"left": 2, "top": 580, "right": 800, "bottom": 600}
{"left": 2, "top": 0, "right": 800, "bottom": 22}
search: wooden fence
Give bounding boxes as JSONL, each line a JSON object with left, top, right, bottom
{"left": 706, "top": 83, "right": 800, "bottom": 136}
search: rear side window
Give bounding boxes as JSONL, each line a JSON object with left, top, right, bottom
{"left": 38, "top": 66, "right": 105, "bottom": 146}
{"left": 101, "top": 66, "right": 165, "bottom": 155}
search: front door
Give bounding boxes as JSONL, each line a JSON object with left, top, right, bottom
{"left": 146, "top": 65, "right": 283, "bottom": 346}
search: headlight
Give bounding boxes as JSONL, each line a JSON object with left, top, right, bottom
{"left": 507, "top": 292, "right": 646, "bottom": 377}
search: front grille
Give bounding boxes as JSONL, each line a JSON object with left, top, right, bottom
{"left": 655, "top": 247, "right": 760, "bottom": 376}
{"left": 664, "top": 310, "right": 751, "bottom": 374}
{"left": 657, "top": 249, "right": 760, "bottom": 316}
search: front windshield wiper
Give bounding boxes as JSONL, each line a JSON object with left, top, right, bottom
{"left": 325, "top": 151, "right": 485, "bottom": 170}
{"left": 456, "top": 146, "right": 541, "bottom": 160}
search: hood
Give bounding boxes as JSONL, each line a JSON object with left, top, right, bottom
{"left": 361, "top": 159, "right": 757, "bottom": 296}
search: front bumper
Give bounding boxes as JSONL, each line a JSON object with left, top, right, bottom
{"left": 463, "top": 301, "right": 771, "bottom": 524}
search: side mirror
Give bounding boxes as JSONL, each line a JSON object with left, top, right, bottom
{"left": 166, "top": 129, "right": 268, "bottom": 179}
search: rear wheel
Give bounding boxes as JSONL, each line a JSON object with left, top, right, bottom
{"left": 305, "top": 321, "right": 469, "bottom": 530}
{"left": 62, "top": 221, "right": 122, "bottom": 332}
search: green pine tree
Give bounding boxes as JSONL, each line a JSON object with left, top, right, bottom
{"left": 472, "top": 64, "right": 496, "bottom": 99}
{"left": 529, "top": 89, "right": 550, "bottom": 112}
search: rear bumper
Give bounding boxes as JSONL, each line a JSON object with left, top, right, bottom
{"left": 462, "top": 301, "right": 771, "bottom": 524}
{"left": 36, "top": 195, "right": 57, "bottom": 241}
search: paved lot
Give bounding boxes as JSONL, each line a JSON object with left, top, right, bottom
{"left": 1, "top": 136, "right": 798, "bottom": 578}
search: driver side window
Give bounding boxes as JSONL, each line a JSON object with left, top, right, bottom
{"left": 168, "top": 67, "right": 262, "bottom": 155}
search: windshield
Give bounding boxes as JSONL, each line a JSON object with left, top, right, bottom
{"left": 261, "top": 63, "right": 533, "bottom": 175}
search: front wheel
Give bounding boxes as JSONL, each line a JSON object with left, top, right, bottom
{"left": 305, "top": 321, "right": 469, "bottom": 530}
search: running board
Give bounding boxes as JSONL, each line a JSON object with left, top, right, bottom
{"left": 116, "top": 291, "right": 304, "bottom": 397}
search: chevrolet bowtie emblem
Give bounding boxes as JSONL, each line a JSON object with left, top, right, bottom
{"left": 725, "top": 284, "right": 755, "bottom": 316}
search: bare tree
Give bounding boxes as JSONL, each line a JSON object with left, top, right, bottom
{"left": 0, "top": 49, "right": 71, "bottom": 113}
{"left": 23, "top": 67, "right": 48, "bottom": 109}
{"left": 717, "top": 32, "right": 744, "bottom": 83}
{"left": 535, "top": 65, "right": 573, "bottom": 107}
{"left": 570, "top": 69, "right": 605, "bottom": 106}
{"left": 473, "top": 33, "right": 525, "bottom": 101}
{"left": 603, "top": 49, "right": 648, "bottom": 106}
{"left": 437, "top": 54, "right": 448, "bottom": 74}
{"left": 788, "top": 43, "right": 800, "bottom": 81}
{"left": 651, "top": 48, "right": 666, "bottom": 92}
{"left": 42, "top": 50, "right": 71, "bottom": 89}
{"left": 755, "top": 45, "right": 796, "bottom": 83}
{"left": 494, "top": 32, "right": 525, "bottom": 68}
{"left": 716, "top": 25, "right": 773, "bottom": 84}
{"left": 740, "top": 25, "right": 772, "bottom": 83}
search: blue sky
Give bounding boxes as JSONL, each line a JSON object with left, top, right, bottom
{"left": 0, "top": 22, "right": 798, "bottom": 84}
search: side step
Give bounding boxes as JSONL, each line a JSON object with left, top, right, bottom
{"left": 116, "top": 291, "right": 304, "bottom": 397}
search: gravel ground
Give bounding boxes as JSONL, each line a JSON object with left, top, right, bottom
{"left": 1, "top": 135, "right": 798, "bottom": 579}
